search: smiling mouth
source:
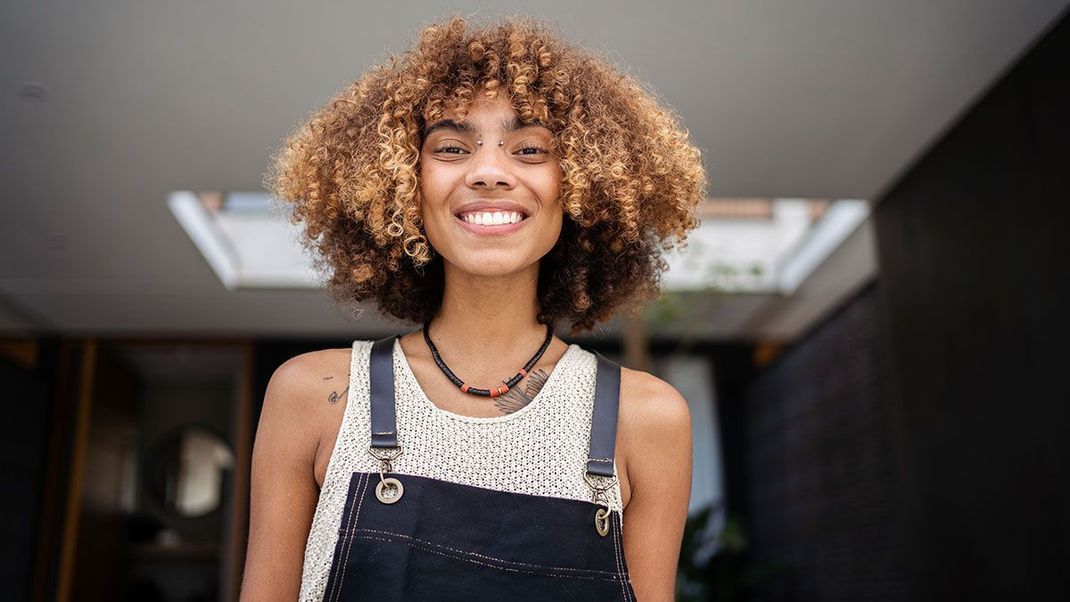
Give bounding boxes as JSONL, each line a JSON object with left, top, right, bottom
{"left": 452, "top": 210, "right": 530, "bottom": 235}
{"left": 453, "top": 210, "right": 529, "bottom": 226}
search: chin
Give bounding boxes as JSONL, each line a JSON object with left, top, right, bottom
{"left": 459, "top": 261, "right": 530, "bottom": 278}
{"left": 448, "top": 253, "right": 538, "bottom": 278}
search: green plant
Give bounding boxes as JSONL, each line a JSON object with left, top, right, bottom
{"left": 676, "top": 506, "right": 782, "bottom": 601}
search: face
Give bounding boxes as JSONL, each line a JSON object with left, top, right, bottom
{"left": 418, "top": 93, "right": 563, "bottom": 278}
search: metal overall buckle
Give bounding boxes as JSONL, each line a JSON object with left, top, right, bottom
{"left": 368, "top": 446, "right": 404, "bottom": 504}
{"left": 583, "top": 470, "right": 617, "bottom": 537}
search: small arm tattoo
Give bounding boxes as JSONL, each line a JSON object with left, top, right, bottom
{"left": 326, "top": 373, "right": 349, "bottom": 404}
{"left": 328, "top": 386, "right": 348, "bottom": 404}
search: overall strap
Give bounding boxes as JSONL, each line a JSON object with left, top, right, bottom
{"left": 369, "top": 335, "right": 400, "bottom": 449}
{"left": 586, "top": 352, "right": 622, "bottom": 477}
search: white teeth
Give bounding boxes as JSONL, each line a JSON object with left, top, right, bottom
{"left": 461, "top": 211, "right": 523, "bottom": 225}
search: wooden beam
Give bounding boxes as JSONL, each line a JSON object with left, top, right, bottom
{"left": 224, "top": 342, "right": 255, "bottom": 600}
{"left": 55, "top": 339, "right": 97, "bottom": 602}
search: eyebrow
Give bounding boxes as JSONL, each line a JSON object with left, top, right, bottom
{"left": 423, "top": 115, "right": 543, "bottom": 138}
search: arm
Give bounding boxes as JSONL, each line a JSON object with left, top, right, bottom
{"left": 619, "top": 371, "right": 693, "bottom": 602}
{"left": 240, "top": 355, "right": 324, "bottom": 600}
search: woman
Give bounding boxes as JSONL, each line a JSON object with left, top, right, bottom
{"left": 242, "top": 15, "right": 706, "bottom": 601}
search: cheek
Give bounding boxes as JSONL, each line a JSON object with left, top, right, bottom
{"left": 418, "top": 162, "right": 444, "bottom": 198}
{"left": 533, "top": 164, "right": 564, "bottom": 206}
{"left": 417, "top": 168, "right": 446, "bottom": 251}
{"left": 418, "top": 164, "right": 454, "bottom": 222}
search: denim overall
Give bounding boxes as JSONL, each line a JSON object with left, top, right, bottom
{"left": 320, "top": 335, "right": 637, "bottom": 601}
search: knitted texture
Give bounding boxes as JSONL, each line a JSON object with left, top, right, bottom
{"left": 298, "top": 338, "right": 625, "bottom": 601}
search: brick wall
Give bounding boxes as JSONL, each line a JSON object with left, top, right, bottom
{"left": 743, "top": 283, "right": 906, "bottom": 601}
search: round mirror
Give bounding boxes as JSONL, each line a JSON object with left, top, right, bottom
{"left": 144, "top": 426, "right": 234, "bottom": 518}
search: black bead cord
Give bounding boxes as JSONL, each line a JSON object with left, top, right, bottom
{"left": 422, "top": 321, "right": 554, "bottom": 397}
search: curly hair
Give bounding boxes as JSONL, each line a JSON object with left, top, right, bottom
{"left": 266, "top": 15, "right": 707, "bottom": 334}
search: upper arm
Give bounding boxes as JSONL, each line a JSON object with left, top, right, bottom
{"left": 619, "top": 370, "right": 693, "bottom": 602}
{"left": 240, "top": 353, "right": 327, "bottom": 601}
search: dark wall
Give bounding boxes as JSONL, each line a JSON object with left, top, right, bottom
{"left": 873, "top": 11, "right": 1070, "bottom": 601}
{"left": 0, "top": 353, "right": 53, "bottom": 601}
{"left": 742, "top": 284, "right": 905, "bottom": 601}
{"left": 735, "top": 11, "right": 1070, "bottom": 601}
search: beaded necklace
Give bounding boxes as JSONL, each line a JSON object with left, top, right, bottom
{"left": 422, "top": 321, "right": 554, "bottom": 398}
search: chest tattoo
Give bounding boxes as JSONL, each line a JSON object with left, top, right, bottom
{"left": 493, "top": 368, "right": 550, "bottom": 415}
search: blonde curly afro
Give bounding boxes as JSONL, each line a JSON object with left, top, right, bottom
{"left": 266, "top": 15, "right": 707, "bottom": 334}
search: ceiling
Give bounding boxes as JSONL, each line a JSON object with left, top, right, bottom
{"left": 1, "top": 0, "right": 1066, "bottom": 342}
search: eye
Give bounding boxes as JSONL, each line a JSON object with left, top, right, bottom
{"left": 515, "top": 144, "right": 548, "bottom": 156}
{"left": 434, "top": 145, "right": 468, "bottom": 155}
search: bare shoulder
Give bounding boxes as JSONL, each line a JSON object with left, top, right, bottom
{"left": 256, "top": 347, "right": 355, "bottom": 465}
{"left": 264, "top": 347, "right": 354, "bottom": 415}
{"left": 618, "top": 366, "right": 692, "bottom": 436}
{"left": 614, "top": 366, "right": 693, "bottom": 600}
{"left": 243, "top": 346, "right": 354, "bottom": 600}
{"left": 616, "top": 366, "right": 692, "bottom": 504}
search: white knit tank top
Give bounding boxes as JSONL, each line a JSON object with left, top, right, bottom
{"left": 298, "top": 338, "right": 626, "bottom": 601}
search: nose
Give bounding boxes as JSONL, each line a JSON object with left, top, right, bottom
{"left": 464, "top": 145, "right": 517, "bottom": 190}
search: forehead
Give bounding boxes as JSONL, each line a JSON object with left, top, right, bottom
{"left": 424, "top": 95, "right": 550, "bottom": 137}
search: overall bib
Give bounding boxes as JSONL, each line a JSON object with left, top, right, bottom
{"left": 318, "top": 335, "right": 637, "bottom": 601}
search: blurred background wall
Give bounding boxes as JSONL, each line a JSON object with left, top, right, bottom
{"left": 733, "top": 14, "right": 1070, "bottom": 599}
{"left": 873, "top": 12, "right": 1070, "bottom": 597}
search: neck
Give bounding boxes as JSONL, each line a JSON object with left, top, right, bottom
{"left": 427, "top": 261, "right": 550, "bottom": 360}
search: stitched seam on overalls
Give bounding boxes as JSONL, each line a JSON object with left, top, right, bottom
{"left": 331, "top": 472, "right": 371, "bottom": 602}
{"left": 325, "top": 473, "right": 361, "bottom": 602}
{"left": 611, "top": 513, "right": 625, "bottom": 600}
{"left": 620, "top": 515, "right": 635, "bottom": 601}
{"left": 352, "top": 527, "right": 620, "bottom": 577}
{"left": 612, "top": 512, "right": 631, "bottom": 601}
{"left": 351, "top": 533, "right": 624, "bottom": 582}
{"left": 327, "top": 472, "right": 360, "bottom": 602}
